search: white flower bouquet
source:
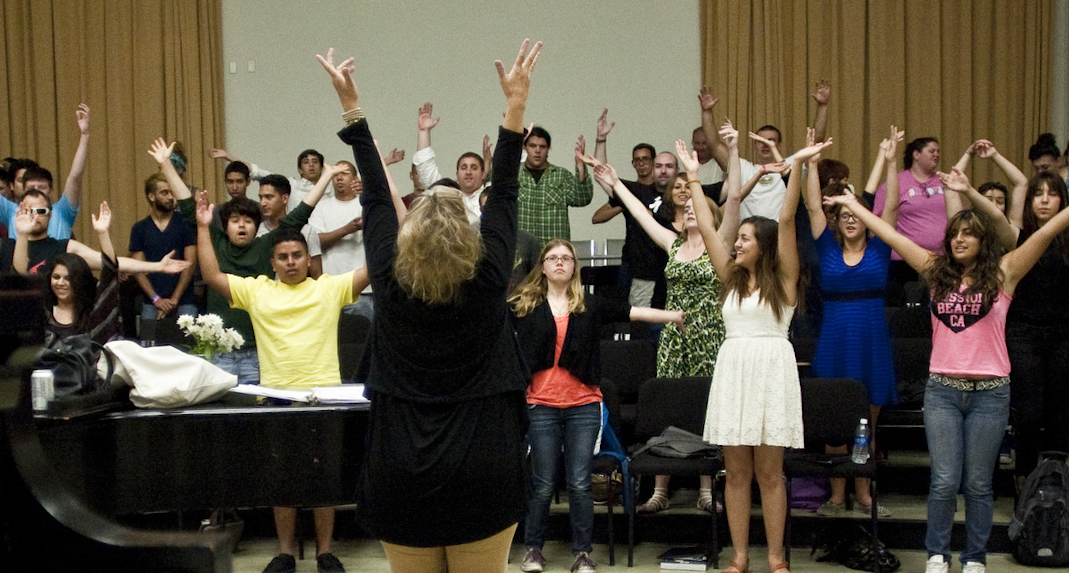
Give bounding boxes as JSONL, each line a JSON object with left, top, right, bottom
{"left": 177, "top": 313, "right": 245, "bottom": 360}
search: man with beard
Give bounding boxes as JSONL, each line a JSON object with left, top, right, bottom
{"left": 128, "top": 173, "right": 198, "bottom": 320}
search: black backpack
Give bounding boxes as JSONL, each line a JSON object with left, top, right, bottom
{"left": 36, "top": 335, "right": 114, "bottom": 398}
{"left": 1009, "top": 451, "right": 1069, "bottom": 567}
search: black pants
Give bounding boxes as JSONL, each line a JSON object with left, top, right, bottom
{"left": 1007, "top": 320, "right": 1069, "bottom": 477}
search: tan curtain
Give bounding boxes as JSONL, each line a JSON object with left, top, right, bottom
{"left": 700, "top": 0, "right": 1053, "bottom": 189}
{"left": 0, "top": 0, "right": 224, "bottom": 253}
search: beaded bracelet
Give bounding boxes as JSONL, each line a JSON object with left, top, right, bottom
{"left": 342, "top": 107, "right": 365, "bottom": 125}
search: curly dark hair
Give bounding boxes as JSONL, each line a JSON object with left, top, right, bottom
{"left": 924, "top": 209, "right": 1005, "bottom": 314}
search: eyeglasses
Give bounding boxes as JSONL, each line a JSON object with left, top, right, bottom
{"left": 24, "top": 207, "right": 51, "bottom": 216}
{"left": 543, "top": 255, "right": 575, "bottom": 264}
{"left": 632, "top": 157, "right": 652, "bottom": 165}
{"left": 838, "top": 213, "right": 858, "bottom": 223}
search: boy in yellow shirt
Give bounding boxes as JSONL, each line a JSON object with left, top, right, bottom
{"left": 196, "top": 189, "right": 369, "bottom": 573}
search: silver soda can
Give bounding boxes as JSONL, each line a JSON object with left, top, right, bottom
{"left": 31, "top": 369, "right": 54, "bottom": 412}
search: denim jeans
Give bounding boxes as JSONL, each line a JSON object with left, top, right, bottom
{"left": 140, "top": 302, "right": 199, "bottom": 320}
{"left": 212, "top": 348, "right": 260, "bottom": 385}
{"left": 524, "top": 402, "right": 602, "bottom": 554}
{"left": 924, "top": 376, "right": 1010, "bottom": 565}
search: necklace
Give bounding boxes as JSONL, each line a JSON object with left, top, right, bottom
{"left": 548, "top": 296, "right": 569, "bottom": 316}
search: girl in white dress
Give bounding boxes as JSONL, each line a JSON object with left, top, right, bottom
{"left": 683, "top": 124, "right": 832, "bottom": 573}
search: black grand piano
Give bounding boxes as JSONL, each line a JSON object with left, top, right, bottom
{"left": 0, "top": 278, "right": 369, "bottom": 571}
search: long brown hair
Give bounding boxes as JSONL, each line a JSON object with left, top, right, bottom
{"left": 924, "top": 209, "right": 1005, "bottom": 312}
{"left": 722, "top": 216, "right": 791, "bottom": 321}
{"left": 1020, "top": 172, "right": 1069, "bottom": 265}
{"left": 508, "top": 239, "right": 586, "bottom": 318}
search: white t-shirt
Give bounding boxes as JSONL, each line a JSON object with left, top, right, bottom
{"left": 698, "top": 159, "right": 725, "bottom": 185}
{"left": 308, "top": 194, "right": 370, "bottom": 293}
{"left": 737, "top": 155, "right": 796, "bottom": 221}
{"left": 255, "top": 222, "right": 322, "bottom": 257}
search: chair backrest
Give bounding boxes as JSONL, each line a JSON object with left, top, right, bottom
{"left": 338, "top": 313, "right": 371, "bottom": 383}
{"left": 633, "top": 377, "right": 712, "bottom": 443}
{"left": 599, "top": 339, "right": 658, "bottom": 402}
{"left": 798, "top": 377, "right": 868, "bottom": 451}
{"left": 599, "top": 377, "right": 622, "bottom": 432}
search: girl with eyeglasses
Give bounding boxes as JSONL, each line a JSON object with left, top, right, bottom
{"left": 804, "top": 126, "right": 904, "bottom": 518}
{"left": 510, "top": 238, "right": 683, "bottom": 573}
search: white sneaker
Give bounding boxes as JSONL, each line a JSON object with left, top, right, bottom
{"left": 962, "top": 562, "right": 986, "bottom": 573}
{"left": 925, "top": 555, "right": 949, "bottom": 573}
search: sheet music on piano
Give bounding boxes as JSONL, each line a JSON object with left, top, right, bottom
{"left": 229, "top": 383, "right": 370, "bottom": 404}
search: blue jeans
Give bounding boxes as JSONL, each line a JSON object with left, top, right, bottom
{"left": 924, "top": 377, "right": 1010, "bottom": 565}
{"left": 212, "top": 348, "right": 260, "bottom": 385}
{"left": 342, "top": 293, "right": 374, "bottom": 322}
{"left": 524, "top": 402, "right": 602, "bottom": 554}
{"left": 140, "top": 302, "right": 199, "bottom": 320}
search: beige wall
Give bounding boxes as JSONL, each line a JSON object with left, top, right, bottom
{"left": 220, "top": 0, "right": 703, "bottom": 244}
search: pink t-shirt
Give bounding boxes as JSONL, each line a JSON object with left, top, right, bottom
{"left": 873, "top": 170, "right": 946, "bottom": 261}
{"left": 929, "top": 287, "right": 1011, "bottom": 378}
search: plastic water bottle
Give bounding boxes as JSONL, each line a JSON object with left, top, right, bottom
{"left": 852, "top": 418, "right": 870, "bottom": 464}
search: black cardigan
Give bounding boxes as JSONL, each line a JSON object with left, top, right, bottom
{"left": 340, "top": 120, "right": 530, "bottom": 402}
{"left": 512, "top": 294, "right": 631, "bottom": 387}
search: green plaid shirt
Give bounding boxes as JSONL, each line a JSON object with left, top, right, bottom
{"left": 517, "top": 163, "right": 593, "bottom": 246}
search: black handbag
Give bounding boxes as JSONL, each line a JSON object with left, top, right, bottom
{"left": 37, "top": 335, "right": 114, "bottom": 398}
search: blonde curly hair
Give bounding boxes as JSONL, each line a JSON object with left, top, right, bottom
{"left": 394, "top": 186, "right": 483, "bottom": 305}
{"left": 508, "top": 239, "right": 586, "bottom": 318}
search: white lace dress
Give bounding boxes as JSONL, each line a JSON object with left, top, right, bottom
{"left": 703, "top": 289, "right": 804, "bottom": 448}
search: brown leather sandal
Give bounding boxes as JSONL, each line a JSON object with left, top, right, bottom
{"left": 722, "top": 558, "right": 748, "bottom": 573}
{"left": 769, "top": 559, "right": 790, "bottom": 573}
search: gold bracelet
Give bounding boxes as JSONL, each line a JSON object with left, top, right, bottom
{"left": 687, "top": 179, "right": 701, "bottom": 186}
{"left": 342, "top": 107, "right": 365, "bottom": 125}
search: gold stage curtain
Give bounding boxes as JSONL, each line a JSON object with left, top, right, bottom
{"left": 0, "top": 0, "right": 224, "bottom": 253}
{"left": 700, "top": 0, "right": 1053, "bottom": 189}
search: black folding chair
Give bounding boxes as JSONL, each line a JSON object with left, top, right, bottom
{"left": 627, "top": 377, "right": 721, "bottom": 567}
{"left": 783, "top": 377, "right": 881, "bottom": 573}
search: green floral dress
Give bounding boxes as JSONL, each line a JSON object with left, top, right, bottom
{"left": 656, "top": 236, "right": 725, "bottom": 377}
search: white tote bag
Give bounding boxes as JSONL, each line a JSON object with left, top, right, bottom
{"left": 102, "top": 340, "right": 238, "bottom": 408}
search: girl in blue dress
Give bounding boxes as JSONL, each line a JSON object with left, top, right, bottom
{"left": 802, "top": 127, "right": 902, "bottom": 517}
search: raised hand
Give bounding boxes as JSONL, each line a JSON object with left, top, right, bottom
{"left": 384, "top": 148, "right": 405, "bottom": 165}
{"left": 315, "top": 47, "right": 358, "bottom": 111}
{"left": 76, "top": 104, "right": 90, "bottom": 134}
{"left": 675, "top": 139, "right": 701, "bottom": 176}
{"left": 698, "top": 86, "right": 719, "bottom": 112}
{"left": 91, "top": 201, "right": 111, "bottom": 234}
{"left": 592, "top": 163, "right": 621, "bottom": 189}
{"left": 762, "top": 162, "right": 790, "bottom": 175}
{"left": 482, "top": 134, "right": 493, "bottom": 163}
{"left": 822, "top": 191, "right": 857, "bottom": 210}
{"left": 320, "top": 162, "right": 342, "bottom": 180}
{"left": 719, "top": 119, "right": 739, "bottom": 150}
{"left": 811, "top": 78, "right": 831, "bottom": 106}
{"left": 209, "top": 148, "right": 234, "bottom": 161}
{"left": 596, "top": 108, "right": 615, "bottom": 139}
{"left": 195, "top": 190, "right": 214, "bottom": 227}
{"left": 13, "top": 209, "right": 37, "bottom": 236}
{"left": 884, "top": 125, "right": 904, "bottom": 161}
{"left": 794, "top": 135, "right": 834, "bottom": 163}
{"left": 495, "top": 38, "right": 541, "bottom": 103}
{"left": 148, "top": 138, "right": 176, "bottom": 165}
{"left": 417, "top": 102, "right": 439, "bottom": 131}
{"left": 938, "top": 167, "right": 972, "bottom": 193}
{"left": 975, "top": 139, "right": 997, "bottom": 159}
{"left": 575, "top": 135, "right": 586, "bottom": 157}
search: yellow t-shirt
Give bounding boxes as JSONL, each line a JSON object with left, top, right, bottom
{"left": 229, "top": 272, "right": 356, "bottom": 389}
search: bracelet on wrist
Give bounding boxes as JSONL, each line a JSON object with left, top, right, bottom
{"left": 342, "top": 107, "right": 365, "bottom": 125}
{"left": 151, "top": 295, "right": 161, "bottom": 304}
{"left": 687, "top": 179, "right": 701, "bottom": 186}
{"left": 595, "top": 138, "right": 606, "bottom": 143}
